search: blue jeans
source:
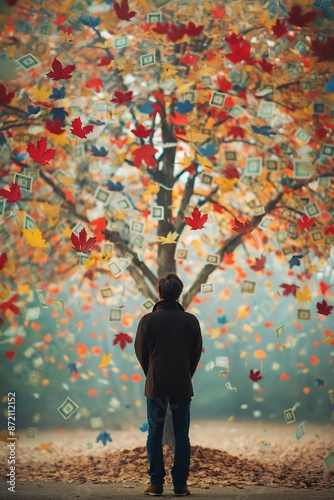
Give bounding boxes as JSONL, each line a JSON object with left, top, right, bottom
{"left": 146, "top": 397, "right": 191, "bottom": 487}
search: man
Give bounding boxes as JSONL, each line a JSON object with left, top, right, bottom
{"left": 135, "top": 273, "right": 203, "bottom": 497}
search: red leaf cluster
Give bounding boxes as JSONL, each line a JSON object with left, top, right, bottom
{"left": 225, "top": 33, "right": 254, "bottom": 65}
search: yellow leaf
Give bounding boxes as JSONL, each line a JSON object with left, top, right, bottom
{"left": 63, "top": 226, "right": 72, "bottom": 238}
{"left": 38, "top": 443, "right": 52, "bottom": 451}
{"left": 156, "top": 231, "right": 179, "bottom": 245}
{"left": 0, "top": 283, "right": 11, "bottom": 302}
{"left": 191, "top": 240, "right": 201, "bottom": 248}
{"left": 143, "top": 183, "right": 160, "bottom": 196}
{"left": 183, "top": 128, "right": 209, "bottom": 143}
{"left": 31, "top": 83, "right": 52, "bottom": 103}
{"left": 175, "top": 153, "right": 194, "bottom": 169}
{"left": 99, "top": 353, "right": 112, "bottom": 368}
{"left": 59, "top": 174, "right": 75, "bottom": 186}
{"left": 43, "top": 203, "right": 61, "bottom": 218}
{"left": 196, "top": 153, "right": 213, "bottom": 169}
{"left": 174, "top": 76, "right": 196, "bottom": 95}
{"left": 17, "top": 284, "right": 30, "bottom": 295}
{"left": 215, "top": 177, "right": 237, "bottom": 193}
{"left": 48, "top": 217, "right": 59, "bottom": 227}
{"left": 50, "top": 132, "right": 69, "bottom": 147}
{"left": 161, "top": 63, "right": 178, "bottom": 80}
{"left": 22, "top": 227, "right": 48, "bottom": 249}
{"left": 83, "top": 256, "right": 96, "bottom": 268}
{"left": 296, "top": 285, "right": 312, "bottom": 303}
{"left": 208, "top": 328, "right": 221, "bottom": 339}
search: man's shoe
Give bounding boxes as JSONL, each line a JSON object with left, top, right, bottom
{"left": 173, "top": 485, "right": 191, "bottom": 496}
{"left": 144, "top": 484, "right": 163, "bottom": 496}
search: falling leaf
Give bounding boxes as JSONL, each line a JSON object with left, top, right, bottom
{"left": 185, "top": 207, "right": 208, "bottom": 230}
{"left": 22, "top": 227, "right": 48, "bottom": 249}
{"left": 156, "top": 231, "right": 179, "bottom": 244}
{"left": 71, "top": 228, "right": 97, "bottom": 254}
{"left": 113, "top": 332, "right": 133, "bottom": 350}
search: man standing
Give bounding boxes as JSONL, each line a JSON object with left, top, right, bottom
{"left": 135, "top": 273, "right": 203, "bottom": 497}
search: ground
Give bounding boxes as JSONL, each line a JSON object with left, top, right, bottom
{"left": 0, "top": 421, "right": 333, "bottom": 499}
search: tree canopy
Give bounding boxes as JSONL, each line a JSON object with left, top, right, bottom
{"left": 0, "top": 1, "right": 334, "bottom": 424}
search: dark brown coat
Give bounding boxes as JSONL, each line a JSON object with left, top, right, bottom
{"left": 134, "top": 300, "right": 203, "bottom": 400}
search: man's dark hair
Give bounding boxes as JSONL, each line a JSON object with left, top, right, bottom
{"left": 158, "top": 273, "right": 184, "bottom": 301}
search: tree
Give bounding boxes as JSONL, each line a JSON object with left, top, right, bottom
{"left": 0, "top": 0, "right": 333, "bottom": 328}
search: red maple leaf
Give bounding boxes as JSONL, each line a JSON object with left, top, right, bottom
{"left": 258, "top": 58, "right": 273, "bottom": 74}
{"left": 319, "top": 281, "right": 331, "bottom": 295}
{"left": 5, "top": 350, "right": 16, "bottom": 360}
{"left": 272, "top": 18, "right": 288, "bottom": 38}
{"left": 45, "top": 119, "right": 65, "bottom": 135}
{"left": 0, "top": 183, "right": 21, "bottom": 204}
{"left": 98, "top": 57, "right": 113, "bottom": 67}
{"left": 249, "top": 369, "right": 262, "bottom": 382}
{"left": 131, "top": 124, "right": 154, "bottom": 138}
{"left": 153, "top": 22, "right": 170, "bottom": 34}
{"left": 0, "top": 252, "right": 7, "bottom": 270}
{"left": 113, "top": 332, "right": 133, "bottom": 350}
{"left": 286, "top": 5, "right": 317, "bottom": 27}
{"left": 217, "top": 75, "right": 232, "bottom": 92}
{"left": 232, "top": 218, "right": 255, "bottom": 239}
{"left": 179, "top": 51, "right": 199, "bottom": 66}
{"left": 250, "top": 255, "right": 266, "bottom": 272}
{"left": 0, "top": 294, "right": 19, "bottom": 317}
{"left": 86, "top": 77, "right": 104, "bottom": 93}
{"left": 316, "top": 300, "right": 333, "bottom": 316}
{"left": 27, "top": 137, "right": 56, "bottom": 166}
{"left": 71, "top": 228, "right": 97, "bottom": 254}
{"left": 279, "top": 283, "right": 299, "bottom": 297}
{"left": 225, "top": 33, "right": 254, "bottom": 64}
{"left": 166, "top": 24, "right": 187, "bottom": 42}
{"left": 89, "top": 217, "right": 106, "bottom": 243}
{"left": 186, "top": 22, "right": 204, "bottom": 37}
{"left": 111, "top": 90, "right": 133, "bottom": 104}
{"left": 310, "top": 37, "right": 334, "bottom": 62}
{"left": 185, "top": 207, "right": 208, "bottom": 230}
{"left": 70, "top": 117, "right": 94, "bottom": 139}
{"left": 132, "top": 144, "right": 158, "bottom": 168}
{"left": 210, "top": 5, "right": 226, "bottom": 19}
{"left": 114, "top": 0, "right": 136, "bottom": 21}
{"left": 228, "top": 125, "right": 244, "bottom": 140}
{"left": 46, "top": 58, "right": 75, "bottom": 81}
{"left": 0, "top": 83, "right": 15, "bottom": 105}
{"left": 297, "top": 213, "right": 315, "bottom": 230}
{"left": 223, "top": 166, "right": 240, "bottom": 179}
{"left": 324, "top": 224, "right": 334, "bottom": 235}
